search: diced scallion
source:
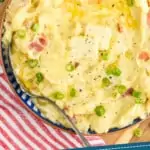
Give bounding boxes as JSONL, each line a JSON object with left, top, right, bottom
{"left": 112, "top": 92, "right": 117, "bottom": 98}
{"left": 27, "top": 59, "right": 38, "bottom": 68}
{"left": 38, "top": 100, "right": 48, "bottom": 106}
{"left": 135, "top": 98, "right": 144, "bottom": 104}
{"left": 100, "top": 51, "right": 109, "bottom": 61}
{"left": 125, "top": 51, "right": 132, "bottom": 59}
{"left": 16, "top": 30, "right": 26, "bottom": 39}
{"left": 52, "top": 91, "right": 65, "bottom": 100}
{"left": 133, "top": 128, "right": 142, "bottom": 137}
{"left": 31, "top": 23, "right": 40, "bottom": 32}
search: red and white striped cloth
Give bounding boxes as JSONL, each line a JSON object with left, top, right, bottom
{"left": 0, "top": 61, "right": 105, "bottom": 150}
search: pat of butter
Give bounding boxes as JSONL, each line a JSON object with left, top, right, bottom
{"left": 112, "top": 29, "right": 134, "bottom": 54}
{"left": 86, "top": 25, "right": 112, "bottom": 50}
{"left": 70, "top": 36, "right": 99, "bottom": 59}
{"left": 70, "top": 25, "right": 112, "bottom": 59}
{"left": 135, "top": 0, "right": 149, "bottom": 47}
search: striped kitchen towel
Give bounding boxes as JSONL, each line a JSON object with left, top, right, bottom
{"left": 0, "top": 62, "right": 105, "bottom": 150}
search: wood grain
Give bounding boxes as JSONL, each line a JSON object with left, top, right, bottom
{"left": 101, "top": 118, "right": 150, "bottom": 145}
{"left": 0, "top": 0, "right": 9, "bottom": 14}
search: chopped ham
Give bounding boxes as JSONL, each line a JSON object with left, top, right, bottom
{"left": 38, "top": 36, "right": 48, "bottom": 46}
{"left": 123, "top": 88, "right": 134, "bottom": 97}
{"left": 147, "top": 10, "right": 150, "bottom": 26}
{"left": 29, "top": 34, "right": 48, "bottom": 52}
{"left": 29, "top": 42, "right": 43, "bottom": 52}
{"left": 117, "top": 23, "right": 123, "bottom": 33}
{"left": 139, "top": 51, "right": 150, "bottom": 61}
{"left": 64, "top": 106, "right": 69, "bottom": 111}
{"left": 71, "top": 116, "right": 77, "bottom": 123}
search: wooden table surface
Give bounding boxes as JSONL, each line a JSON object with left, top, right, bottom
{"left": 101, "top": 118, "right": 150, "bottom": 145}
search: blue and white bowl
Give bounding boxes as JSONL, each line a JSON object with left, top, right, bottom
{"left": 0, "top": 0, "right": 142, "bottom": 134}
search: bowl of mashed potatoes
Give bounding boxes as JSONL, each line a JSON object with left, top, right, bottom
{"left": 1, "top": 0, "right": 150, "bottom": 134}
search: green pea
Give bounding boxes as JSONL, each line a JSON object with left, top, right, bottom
{"left": 132, "top": 91, "right": 141, "bottom": 98}
{"left": 112, "top": 67, "right": 121, "bottom": 76}
{"left": 117, "top": 85, "right": 127, "bottom": 94}
{"left": 66, "top": 63, "right": 75, "bottom": 72}
{"left": 95, "top": 105, "right": 106, "bottom": 117}
{"left": 70, "top": 88, "right": 77, "bottom": 97}
{"left": 36, "top": 72, "right": 44, "bottom": 83}
{"left": 133, "top": 128, "right": 142, "bottom": 137}
{"left": 31, "top": 23, "right": 40, "bottom": 32}
{"left": 52, "top": 91, "right": 65, "bottom": 100}
{"left": 106, "top": 66, "right": 121, "bottom": 76}
{"left": 16, "top": 30, "right": 26, "bottom": 39}
{"left": 106, "top": 67, "right": 113, "bottom": 75}
{"left": 135, "top": 98, "right": 144, "bottom": 104}
{"left": 102, "top": 77, "right": 111, "bottom": 88}
{"left": 27, "top": 59, "right": 38, "bottom": 68}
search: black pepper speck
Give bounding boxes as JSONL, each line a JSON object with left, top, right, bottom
{"left": 79, "top": 89, "right": 83, "bottom": 92}
{"left": 112, "top": 4, "right": 115, "bottom": 7}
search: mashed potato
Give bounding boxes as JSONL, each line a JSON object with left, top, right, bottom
{"left": 3, "top": 0, "right": 150, "bottom": 133}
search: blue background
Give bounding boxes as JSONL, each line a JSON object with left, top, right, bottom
{"left": 74, "top": 142, "right": 150, "bottom": 150}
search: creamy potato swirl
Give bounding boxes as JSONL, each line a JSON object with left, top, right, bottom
{"left": 3, "top": 0, "right": 150, "bottom": 133}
